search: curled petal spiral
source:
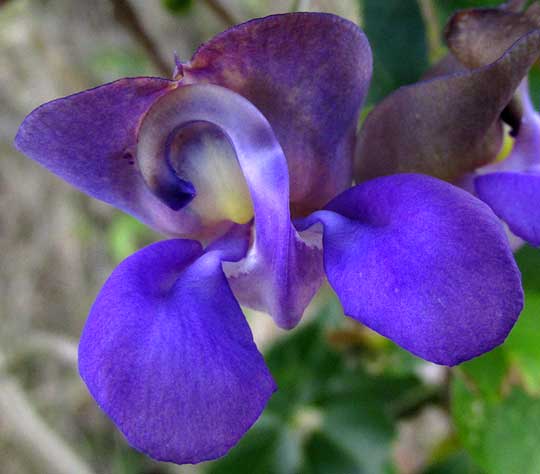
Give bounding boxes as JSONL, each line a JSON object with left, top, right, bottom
{"left": 136, "top": 83, "right": 324, "bottom": 327}
{"left": 184, "top": 12, "right": 372, "bottom": 216}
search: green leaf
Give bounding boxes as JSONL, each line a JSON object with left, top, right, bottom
{"left": 452, "top": 246, "right": 540, "bottom": 395}
{"left": 161, "top": 0, "right": 193, "bottom": 15}
{"left": 299, "top": 431, "right": 361, "bottom": 474}
{"left": 422, "top": 451, "right": 484, "bottom": 474}
{"left": 450, "top": 245, "right": 540, "bottom": 471}
{"left": 503, "top": 246, "right": 540, "bottom": 392}
{"left": 205, "top": 309, "right": 425, "bottom": 474}
{"left": 206, "top": 416, "right": 302, "bottom": 474}
{"left": 451, "top": 376, "right": 491, "bottom": 467}
{"left": 308, "top": 368, "right": 421, "bottom": 473}
{"left": 529, "top": 64, "right": 540, "bottom": 110}
{"left": 89, "top": 50, "right": 152, "bottom": 84}
{"left": 107, "top": 213, "right": 157, "bottom": 263}
{"left": 504, "top": 292, "right": 540, "bottom": 393}
{"left": 435, "top": 0, "right": 505, "bottom": 11}
{"left": 515, "top": 245, "right": 540, "bottom": 291}
{"left": 321, "top": 401, "right": 394, "bottom": 473}
{"left": 452, "top": 376, "right": 540, "bottom": 474}
{"left": 458, "top": 347, "right": 508, "bottom": 402}
{"left": 263, "top": 315, "right": 343, "bottom": 417}
{"left": 482, "top": 390, "right": 540, "bottom": 474}
{"left": 434, "top": 0, "right": 507, "bottom": 27}
{"left": 360, "top": 0, "right": 428, "bottom": 103}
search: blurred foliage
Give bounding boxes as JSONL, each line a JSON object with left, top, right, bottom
{"left": 200, "top": 243, "right": 540, "bottom": 474}
{"left": 89, "top": 49, "right": 153, "bottom": 83}
{"left": 161, "top": 0, "right": 194, "bottom": 15}
{"left": 433, "top": 0, "right": 508, "bottom": 24}
{"left": 422, "top": 451, "right": 483, "bottom": 474}
{"left": 529, "top": 63, "right": 540, "bottom": 110}
{"left": 205, "top": 305, "right": 425, "bottom": 474}
{"left": 360, "top": 0, "right": 428, "bottom": 103}
{"left": 450, "top": 246, "right": 540, "bottom": 474}
{"left": 452, "top": 381, "right": 540, "bottom": 474}
{"left": 107, "top": 213, "right": 159, "bottom": 263}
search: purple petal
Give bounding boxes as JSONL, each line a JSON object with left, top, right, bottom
{"left": 355, "top": 30, "right": 540, "bottom": 183}
{"left": 184, "top": 12, "right": 372, "bottom": 216}
{"left": 476, "top": 172, "right": 540, "bottom": 246}
{"left": 445, "top": 3, "right": 540, "bottom": 69}
{"left": 420, "top": 53, "right": 467, "bottom": 80}
{"left": 224, "top": 228, "right": 324, "bottom": 329}
{"left": 13, "top": 78, "right": 204, "bottom": 236}
{"left": 137, "top": 83, "right": 324, "bottom": 328}
{"left": 503, "top": 1, "right": 528, "bottom": 12}
{"left": 298, "top": 174, "right": 523, "bottom": 365}
{"left": 468, "top": 78, "right": 540, "bottom": 247}
{"left": 79, "top": 239, "right": 276, "bottom": 464}
{"left": 457, "top": 80, "right": 540, "bottom": 184}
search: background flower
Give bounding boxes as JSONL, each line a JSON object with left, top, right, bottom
{"left": 355, "top": 2, "right": 540, "bottom": 247}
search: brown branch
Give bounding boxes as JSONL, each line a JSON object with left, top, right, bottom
{"left": 202, "top": 0, "right": 238, "bottom": 27}
{"left": 109, "top": 0, "right": 170, "bottom": 76}
{"left": 0, "top": 353, "right": 95, "bottom": 474}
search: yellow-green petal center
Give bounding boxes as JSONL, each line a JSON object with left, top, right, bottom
{"left": 169, "top": 121, "right": 254, "bottom": 225}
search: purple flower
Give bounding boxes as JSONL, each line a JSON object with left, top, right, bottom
{"left": 356, "top": 2, "right": 540, "bottom": 246}
{"left": 15, "top": 12, "right": 523, "bottom": 465}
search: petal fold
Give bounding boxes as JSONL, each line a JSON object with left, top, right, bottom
{"left": 184, "top": 12, "right": 372, "bottom": 216}
{"left": 13, "top": 78, "right": 199, "bottom": 236}
{"left": 298, "top": 174, "right": 523, "bottom": 365}
{"left": 78, "top": 239, "right": 276, "bottom": 464}
{"left": 445, "top": 3, "right": 540, "bottom": 69}
{"left": 137, "top": 83, "right": 324, "bottom": 328}
{"left": 486, "top": 79, "right": 540, "bottom": 173}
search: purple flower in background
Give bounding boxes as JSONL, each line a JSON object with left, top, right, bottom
{"left": 356, "top": 1, "right": 540, "bottom": 246}
{"left": 15, "top": 12, "right": 523, "bottom": 465}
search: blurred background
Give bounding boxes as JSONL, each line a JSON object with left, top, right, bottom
{"left": 2, "top": 0, "right": 540, "bottom": 473}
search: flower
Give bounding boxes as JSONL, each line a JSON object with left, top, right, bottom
{"left": 356, "top": 1, "right": 540, "bottom": 246}
{"left": 15, "top": 12, "right": 523, "bottom": 465}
